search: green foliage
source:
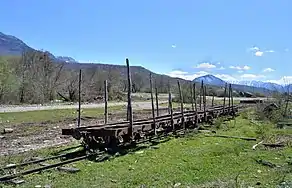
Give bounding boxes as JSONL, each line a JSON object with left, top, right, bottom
{"left": 0, "top": 105, "right": 124, "bottom": 124}
{"left": 254, "top": 121, "right": 272, "bottom": 140}
{"left": 0, "top": 57, "right": 18, "bottom": 103}
{"left": 214, "top": 117, "right": 225, "bottom": 129}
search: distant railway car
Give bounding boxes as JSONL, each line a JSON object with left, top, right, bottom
{"left": 239, "top": 99, "right": 263, "bottom": 104}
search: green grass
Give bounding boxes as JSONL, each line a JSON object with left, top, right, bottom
{"left": 1, "top": 112, "right": 291, "bottom": 187}
{"left": 0, "top": 105, "right": 124, "bottom": 125}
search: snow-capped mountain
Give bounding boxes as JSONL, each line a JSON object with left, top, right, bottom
{"left": 230, "top": 80, "right": 286, "bottom": 93}
{"left": 193, "top": 74, "right": 226, "bottom": 87}
{"left": 193, "top": 75, "right": 290, "bottom": 93}
{"left": 56, "top": 56, "right": 78, "bottom": 63}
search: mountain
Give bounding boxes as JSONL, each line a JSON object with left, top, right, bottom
{"left": 193, "top": 74, "right": 286, "bottom": 95}
{"left": 193, "top": 74, "right": 226, "bottom": 86}
{"left": 0, "top": 32, "right": 33, "bottom": 55}
{"left": 0, "top": 32, "right": 76, "bottom": 63}
{"left": 233, "top": 80, "right": 285, "bottom": 93}
{"left": 56, "top": 56, "right": 78, "bottom": 63}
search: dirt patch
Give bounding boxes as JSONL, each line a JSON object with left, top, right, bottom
{"left": 0, "top": 110, "right": 157, "bottom": 156}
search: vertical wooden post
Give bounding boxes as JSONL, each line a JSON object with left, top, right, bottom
{"left": 155, "top": 87, "right": 159, "bottom": 117}
{"left": 168, "top": 81, "right": 171, "bottom": 114}
{"left": 178, "top": 81, "right": 185, "bottom": 130}
{"left": 231, "top": 85, "right": 234, "bottom": 107}
{"left": 212, "top": 94, "right": 214, "bottom": 107}
{"left": 191, "top": 83, "right": 194, "bottom": 111}
{"left": 77, "top": 69, "right": 82, "bottom": 127}
{"left": 150, "top": 73, "right": 157, "bottom": 135}
{"left": 204, "top": 86, "right": 207, "bottom": 122}
{"left": 200, "top": 81, "right": 203, "bottom": 110}
{"left": 228, "top": 84, "right": 231, "bottom": 113}
{"left": 168, "top": 82, "right": 174, "bottom": 130}
{"left": 193, "top": 83, "right": 198, "bottom": 124}
{"left": 223, "top": 83, "right": 227, "bottom": 113}
{"left": 104, "top": 80, "right": 108, "bottom": 125}
{"left": 126, "top": 58, "right": 133, "bottom": 138}
{"left": 230, "top": 84, "right": 234, "bottom": 117}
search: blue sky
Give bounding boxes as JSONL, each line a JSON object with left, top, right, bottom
{"left": 1, "top": 0, "right": 292, "bottom": 84}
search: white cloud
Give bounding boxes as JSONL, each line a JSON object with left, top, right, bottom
{"left": 250, "top": 46, "right": 260, "bottom": 51}
{"left": 262, "top": 68, "right": 275, "bottom": 73}
{"left": 229, "top": 65, "right": 251, "bottom": 70}
{"left": 171, "top": 44, "right": 176, "bottom": 48}
{"left": 214, "top": 74, "right": 237, "bottom": 82}
{"left": 166, "top": 70, "right": 209, "bottom": 80}
{"left": 238, "top": 70, "right": 243, "bottom": 73}
{"left": 219, "top": 66, "right": 225, "bottom": 70}
{"left": 194, "top": 62, "right": 216, "bottom": 69}
{"left": 167, "top": 70, "right": 188, "bottom": 75}
{"left": 242, "top": 65, "right": 251, "bottom": 70}
{"left": 249, "top": 46, "right": 274, "bottom": 57}
{"left": 240, "top": 74, "right": 266, "bottom": 79}
{"left": 255, "top": 51, "right": 264, "bottom": 56}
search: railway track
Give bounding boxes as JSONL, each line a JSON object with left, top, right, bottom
{"left": 0, "top": 130, "right": 181, "bottom": 183}
{"left": 0, "top": 146, "right": 99, "bottom": 183}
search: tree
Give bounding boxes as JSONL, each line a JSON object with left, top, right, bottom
{"left": 0, "top": 57, "right": 18, "bottom": 103}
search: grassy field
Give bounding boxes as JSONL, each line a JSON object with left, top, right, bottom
{"left": 1, "top": 110, "right": 291, "bottom": 187}
{"left": 0, "top": 105, "right": 125, "bottom": 125}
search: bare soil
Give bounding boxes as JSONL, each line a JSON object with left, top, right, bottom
{"left": 0, "top": 110, "right": 168, "bottom": 156}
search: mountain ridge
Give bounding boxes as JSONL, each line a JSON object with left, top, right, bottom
{"left": 194, "top": 74, "right": 290, "bottom": 93}
{"left": 0, "top": 32, "right": 76, "bottom": 63}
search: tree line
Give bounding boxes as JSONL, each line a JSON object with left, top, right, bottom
{"left": 1, "top": 50, "right": 269, "bottom": 105}
{"left": 0, "top": 50, "right": 195, "bottom": 104}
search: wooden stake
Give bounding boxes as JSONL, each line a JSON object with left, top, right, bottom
{"left": 230, "top": 84, "right": 234, "bottom": 114}
{"left": 228, "top": 84, "right": 231, "bottom": 113}
{"left": 104, "top": 80, "right": 108, "bottom": 125}
{"left": 150, "top": 73, "right": 156, "bottom": 135}
{"left": 193, "top": 83, "right": 198, "bottom": 124}
{"left": 204, "top": 86, "right": 207, "bottom": 122}
{"left": 126, "top": 58, "right": 133, "bottom": 138}
{"left": 155, "top": 87, "right": 159, "bottom": 117}
{"left": 77, "top": 69, "right": 81, "bottom": 127}
{"left": 205, "top": 134, "right": 256, "bottom": 141}
{"left": 168, "top": 82, "right": 174, "bottom": 130}
{"left": 200, "top": 81, "right": 203, "bottom": 110}
{"left": 191, "top": 83, "right": 194, "bottom": 111}
{"left": 212, "top": 94, "right": 214, "bottom": 107}
{"left": 168, "top": 81, "right": 171, "bottom": 114}
{"left": 178, "top": 81, "right": 185, "bottom": 130}
{"left": 223, "top": 83, "right": 227, "bottom": 113}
